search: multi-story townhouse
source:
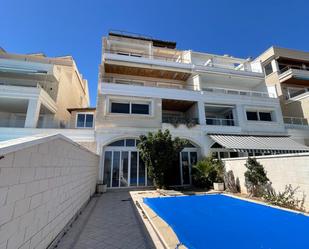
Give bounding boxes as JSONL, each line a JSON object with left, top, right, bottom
{"left": 0, "top": 49, "right": 96, "bottom": 151}
{"left": 96, "top": 31, "right": 309, "bottom": 188}
{"left": 255, "top": 47, "right": 309, "bottom": 145}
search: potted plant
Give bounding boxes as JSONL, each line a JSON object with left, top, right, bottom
{"left": 96, "top": 180, "right": 107, "bottom": 193}
{"left": 213, "top": 159, "right": 225, "bottom": 191}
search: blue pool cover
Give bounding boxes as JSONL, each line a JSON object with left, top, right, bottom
{"left": 144, "top": 194, "right": 309, "bottom": 249}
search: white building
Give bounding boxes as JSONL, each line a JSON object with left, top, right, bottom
{"left": 96, "top": 31, "right": 309, "bottom": 188}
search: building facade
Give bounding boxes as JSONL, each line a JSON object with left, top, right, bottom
{"left": 255, "top": 47, "right": 309, "bottom": 145}
{"left": 1, "top": 34, "right": 309, "bottom": 189}
{"left": 96, "top": 32, "right": 308, "bottom": 188}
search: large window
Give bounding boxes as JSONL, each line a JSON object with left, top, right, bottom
{"left": 264, "top": 62, "right": 273, "bottom": 76}
{"left": 246, "top": 110, "right": 273, "bottom": 122}
{"left": 110, "top": 100, "right": 150, "bottom": 115}
{"left": 111, "top": 102, "right": 130, "bottom": 114}
{"left": 76, "top": 113, "right": 94, "bottom": 128}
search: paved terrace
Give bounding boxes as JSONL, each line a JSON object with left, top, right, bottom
{"left": 55, "top": 190, "right": 155, "bottom": 249}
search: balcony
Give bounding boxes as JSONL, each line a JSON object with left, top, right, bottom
{"left": 0, "top": 84, "right": 57, "bottom": 128}
{"left": 101, "top": 77, "right": 274, "bottom": 99}
{"left": 202, "top": 87, "right": 275, "bottom": 98}
{"left": 285, "top": 86, "right": 309, "bottom": 100}
{"left": 279, "top": 65, "right": 309, "bottom": 85}
{"left": 284, "top": 116, "right": 309, "bottom": 128}
{"left": 162, "top": 99, "right": 199, "bottom": 128}
{"left": 206, "top": 118, "right": 235, "bottom": 126}
{"left": 162, "top": 116, "right": 199, "bottom": 127}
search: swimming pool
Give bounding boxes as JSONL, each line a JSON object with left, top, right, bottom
{"left": 144, "top": 194, "right": 309, "bottom": 249}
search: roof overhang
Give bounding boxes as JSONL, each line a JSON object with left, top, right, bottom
{"left": 209, "top": 134, "right": 309, "bottom": 153}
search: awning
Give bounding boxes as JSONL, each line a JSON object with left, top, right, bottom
{"left": 209, "top": 134, "right": 309, "bottom": 153}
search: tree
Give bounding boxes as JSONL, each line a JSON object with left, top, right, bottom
{"left": 244, "top": 157, "right": 269, "bottom": 197}
{"left": 192, "top": 157, "right": 224, "bottom": 189}
{"left": 137, "top": 130, "right": 185, "bottom": 188}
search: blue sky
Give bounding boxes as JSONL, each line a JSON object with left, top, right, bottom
{"left": 1, "top": 0, "right": 309, "bottom": 106}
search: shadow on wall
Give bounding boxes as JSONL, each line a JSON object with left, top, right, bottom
{"left": 224, "top": 170, "right": 240, "bottom": 193}
{"left": 224, "top": 166, "right": 306, "bottom": 212}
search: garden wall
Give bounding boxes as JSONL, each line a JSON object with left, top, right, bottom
{"left": 0, "top": 134, "right": 99, "bottom": 249}
{"left": 224, "top": 153, "right": 309, "bottom": 210}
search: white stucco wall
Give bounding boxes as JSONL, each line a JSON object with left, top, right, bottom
{"left": 224, "top": 153, "right": 309, "bottom": 210}
{"left": 0, "top": 134, "right": 99, "bottom": 249}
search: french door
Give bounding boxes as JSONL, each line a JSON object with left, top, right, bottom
{"left": 180, "top": 151, "right": 198, "bottom": 185}
{"left": 103, "top": 150, "right": 147, "bottom": 188}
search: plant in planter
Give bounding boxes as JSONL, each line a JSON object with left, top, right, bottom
{"left": 185, "top": 118, "right": 198, "bottom": 128}
{"left": 192, "top": 157, "right": 224, "bottom": 190}
{"left": 96, "top": 180, "right": 107, "bottom": 194}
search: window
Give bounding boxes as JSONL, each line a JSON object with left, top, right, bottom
{"left": 107, "top": 139, "right": 139, "bottom": 147}
{"left": 246, "top": 111, "right": 258, "bottom": 121}
{"left": 246, "top": 110, "right": 273, "bottom": 122}
{"left": 76, "top": 113, "right": 94, "bottom": 128}
{"left": 264, "top": 62, "right": 273, "bottom": 76}
{"left": 111, "top": 102, "right": 130, "bottom": 114}
{"left": 131, "top": 103, "right": 149, "bottom": 114}
{"left": 110, "top": 100, "right": 151, "bottom": 115}
{"left": 259, "top": 112, "right": 272, "bottom": 121}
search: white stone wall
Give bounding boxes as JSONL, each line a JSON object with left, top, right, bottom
{"left": 224, "top": 153, "right": 309, "bottom": 210}
{"left": 0, "top": 135, "right": 99, "bottom": 249}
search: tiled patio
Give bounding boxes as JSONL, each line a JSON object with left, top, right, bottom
{"left": 56, "top": 190, "right": 155, "bottom": 249}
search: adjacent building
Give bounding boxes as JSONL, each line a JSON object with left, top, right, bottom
{"left": 0, "top": 49, "right": 96, "bottom": 150}
{"left": 255, "top": 47, "right": 309, "bottom": 145}
{"left": 0, "top": 49, "right": 89, "bottom": 129}
{"left": 96, "top": 32, "right": 309, "bottom": 188}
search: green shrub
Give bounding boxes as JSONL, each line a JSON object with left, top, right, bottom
{"left": 263, "top": 184, "right": 305, "bottom": 211}
{"left": 192, "top": 157, "right": 224, "bottom": 189}
{"left": 244, "top": 157, "right": 269, "bottom": 197}
{"left": 138, "top": 129, "right": 185, "bottom": 189}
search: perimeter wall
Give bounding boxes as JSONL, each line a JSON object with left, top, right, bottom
{"left": 224, "top": 153, "right": 309, "bottom": 210}
{"left": 0, "top": 135, "right": 99, "bottom": 249}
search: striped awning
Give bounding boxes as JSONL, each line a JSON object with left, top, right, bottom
{"left": 209, "top": 134, "right": 309, "bottom": 153}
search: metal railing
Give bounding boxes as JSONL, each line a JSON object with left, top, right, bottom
{"left": 206, "top": 118, "right": 235, "bottom": 126}
{"left": 162, "top": 116, "right": 199, "bottom": 125}
{"left": 202, "top": 87, "right": 275, "bottom": 98}
{"left": 283, "top": 116, "right": 309, "bottom": 126}
{"left": 280, "top": 65, "right": 309, "bottom": 74}
{"left": 103, "top": 49, "right": 189, "bottom": 63}
{"left": 286, "top": 87, "right": 309, "bottom": 99}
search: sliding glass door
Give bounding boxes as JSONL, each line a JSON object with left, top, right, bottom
{"left": 103, "top": 148, "right": 148, "bottom": 188}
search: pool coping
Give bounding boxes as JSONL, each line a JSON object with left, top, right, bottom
{"left": 131, "top": 190, "right": 309, "bottom": 249}
{"left": 222, "top": 193, "right": 309, "bottom": 217}
{"left": 130, "top": 190, "right": 186, "bottom": 249}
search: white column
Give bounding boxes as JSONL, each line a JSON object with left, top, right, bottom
{"left": 271, "top": 59, "right": 279, "bottom": 73}
{"left": 24, "top": 98, "right": 41, "bottom": 128}
{"left": 198, "top": 101, "right": 206, "bottom": 125}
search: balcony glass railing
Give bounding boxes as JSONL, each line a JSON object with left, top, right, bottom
{"left": 283, "top": 116, "right": 309, "bottom": 126}
{"left": 206, "top": 118, "right": 235, "bottom": 126}
{"left": 104, "top": 48, "right": 260, "bottom": 73}
{"left": 101, "top": 77, "right": 273, "bottom": 98}
{"left": 104, "top": 49, "right": 189, "bottom": 63}
{"left": 286, "top": 87, "right": 309, "bottom": 99}
{"left": 202, "top": 87, "right": 275, "bottom": 98}
{"left": 279, "top": 65, "right": 309, "bottom": 74}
